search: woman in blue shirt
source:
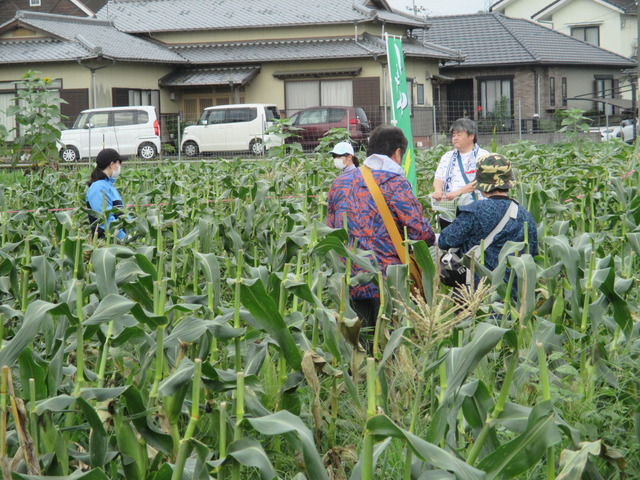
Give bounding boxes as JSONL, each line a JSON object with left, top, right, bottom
{"left": 85, "top": 148, "right": 128, "bottom": 240}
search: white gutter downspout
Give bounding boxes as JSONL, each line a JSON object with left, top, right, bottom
{"left": 76, "top": 58, "right": 115, "bottom": 108}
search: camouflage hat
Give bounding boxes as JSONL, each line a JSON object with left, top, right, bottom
{"left": 474, "top": 153, "right": 516, "bottom": 192}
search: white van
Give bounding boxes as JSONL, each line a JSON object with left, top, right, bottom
{"left": 59, "top": 106, "right": 161, "bottom": 162}
{"left": 181, "top": 104, "right": 282, "bottom": 156}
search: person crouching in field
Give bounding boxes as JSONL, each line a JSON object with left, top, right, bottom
{"left": 438, "top": 153, "right": 538, "bottom": 297}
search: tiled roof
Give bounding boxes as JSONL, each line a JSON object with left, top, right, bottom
{"left": 95, "top": 0, "right": 427, "bottom": 33}
{"left": 169, "top": 33, "right": 463, "bottom": 64}
{"left": 604, "top": 0, "right": 637, "bottom": 13}
{"left": 0, "top": 38, "right": 89, "bottom": 64}
{"left": 159, "top": 66, "right": 261, "bottom": 87}
{"left": 423, "top": 12, "right": 636, "bottom": 68}
{"left": 0, "top": 11, "right": 186, "bottom": 63}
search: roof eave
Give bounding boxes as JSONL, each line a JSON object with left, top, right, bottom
{"left": 442, "top": 60, "right": 637, "bottom": 68}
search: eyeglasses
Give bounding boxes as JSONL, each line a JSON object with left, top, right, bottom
{"left": 331, "top": 153, "right": 346, "bottom": 159}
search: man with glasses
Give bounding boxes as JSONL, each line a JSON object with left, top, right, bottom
{"left": 432, "top": 118, "right": 488, "bottom": 227}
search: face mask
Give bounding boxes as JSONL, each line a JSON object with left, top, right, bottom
{"left": 333, "top": 157, "right": 346, "bottom": 170}
{"left": 111, "top": 164, "right": 121, "bottom": 179}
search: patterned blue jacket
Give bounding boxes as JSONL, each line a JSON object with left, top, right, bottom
{"left": 438, "top": 196, "right": 538, "bottom": 287}
{"left": 85, "top": 177, "right": 127, "bottom": 240}
{"left": 327, "top": 159, "right": 435, "bottom": 299}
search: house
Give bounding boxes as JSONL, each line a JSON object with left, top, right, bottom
{"left": 490, "top": 0, "right": 637, "bottom": 61}
{"left": 0, "top": 0, "right": 464, "bottom": 146}
{"left": 0, "top": 11, "right": 186, "bottom": 139}
{"left": 421, "top": 12, "right": 636, "bottom": 130}
{"left": 0, "top": 0, "right": 108, "bottom": 24}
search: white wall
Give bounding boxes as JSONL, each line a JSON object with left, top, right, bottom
{"left": 550, "top": 0, "right": 635, "bottom": 58}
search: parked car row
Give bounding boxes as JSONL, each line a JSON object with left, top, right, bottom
{"left": 56, "top": 103, "right": 371, "bottom": 161}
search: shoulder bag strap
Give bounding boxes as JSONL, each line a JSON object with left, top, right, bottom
{"left": 483, "top": 200, "right": 518, "bottom": 248}
{"left": 465, "top": 200, "right": 518, "bottom": 284}
{"left": 456, "top": 150, "right": 478, "bottom": 201}
{"left": 468, "top": 200, "right": 518, "bottom": 260}
{"left": 359, "top": 165, "right": 408, "bottom": 264}
{"left": 455, "top": 151, "right": 472, "bottom": 185}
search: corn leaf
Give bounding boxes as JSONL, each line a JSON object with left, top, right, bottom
{"left": 477, "top": 400, "right": 561, "bottom": 479}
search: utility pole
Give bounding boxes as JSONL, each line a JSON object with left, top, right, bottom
{"left": 631, "top": 1, "right": 640, "bottom": 141}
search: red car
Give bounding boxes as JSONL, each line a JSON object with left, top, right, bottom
{"left": 285, "top": 106, "right": 371, "bottom": 150}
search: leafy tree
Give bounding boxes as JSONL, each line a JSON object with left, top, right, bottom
{"left": 557, "top": 108, "right": 591, "bottom": 142}
{"left": 5, "top": 70, "right": 67, "bottom": 167}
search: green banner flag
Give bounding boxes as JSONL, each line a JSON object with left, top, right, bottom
{"left": 386, "top": 35, "right": 416, "bottom": 193}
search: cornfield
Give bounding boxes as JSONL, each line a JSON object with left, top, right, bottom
{"left": 0, "top": 139, "right": 638, "bottom": 480}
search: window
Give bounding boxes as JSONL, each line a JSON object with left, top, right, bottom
{"left": 549, "top": 77, "right": 555, "bottom": 107}
{"left": 30, "top": 0, "right": 41, "bottom": 6}
{"left": 203, "top": 109, "right": 227, "bottom": 125}
{"left": 296, "top": 108, "right": 327, "bottom": 125}
{"left": 571, "top": 26, "right": 599, "bottom": 46}
{"left": 87, "top": 112, "right": 109, "bottom": 128}
{"left": 416, "top": 83, "right": 425, "bottom": 105}
{"left": 479, "top": 78, "right": 512, "bottom": 116}
{"left": 112, "top": 88, "right": 160, "bottom": 111}
{"left": 594, "top": 76, "right": 614, "bottom": 115}
{"left": 561, "top": 78, "right": 567, "bottom": 106}
{"left": 113, "top": 111, "right": 135, "bottom": 126}
{"left": 228, "top": 108, "right": 257, "bottom": 123}
{"left": 285, "top": 80, "right": 353, "bottom": 114}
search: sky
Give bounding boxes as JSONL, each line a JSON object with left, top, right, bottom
{"left": 387, "top": 0, "right": 492, "bottom": 16}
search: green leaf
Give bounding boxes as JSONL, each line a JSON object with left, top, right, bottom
{"left": 428, "top": 324, "right": 514, "bottom": 444}
{"left": 92, "top": 248, "right": 118, "bottom": 297}
{"left": 593, "top": 256, "right": 632, "bottom": 338}
{"left": 0, "top": 300, "right": 70, "bottom": 368}
{"left": 412, "top": 240, "right": 435, "bottom": 305}
{"left": 34, "top": 395, "right": 76, "bottom": 415}
{"left": 195, "top": 252, "right": 221, "bottom": 307}
{"left": 248, "top": 410, "right": 329, "bottom": 480}
{"left": 19, "top": 349, "right": 47, "bottom": 400}
{"left": 240, "top": 278, "right": 302, "bottom": 370}
{"left": 227, "top": 438, "right": 277, "bottom": 480}
{"left": 365, "top": 415, "right": 486, "bottom": 480}
{"left": 556, "top": 441, "right": 602, "bottom": 480}
{"left": 32, "top": 255, "right": 55, "bottom": 301}
{"left": 349, "top": 438, "right": 392, "bottom": 480}
{"left": 76, "top": 397, "right": 108, "bottom": 468}
{"left": 121, "top": 385, "right": 173, "bottom": 454}
{"left": 477, "top": 400, "right": 561, "bottom": 479}
{"left": 78, "top": 387, "right": 129, "bottom": 402}
{"left": 12, "top": 468, "right": 110, "bottom": 480}
{"left": 508, "top": 254, "right": 537, "bottom": 323}
{"left": 84, "top": 294, "right": 136, "bottom": 326}
{"left": 114, "top": 408, "right": 147, "bottom": 480}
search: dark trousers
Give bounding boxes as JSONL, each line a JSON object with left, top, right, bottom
{"left": 350, "top": 297, "right": 380, "bottom": 354}
{"left": 438, "top": 215, "right": 453, "bottom": 230}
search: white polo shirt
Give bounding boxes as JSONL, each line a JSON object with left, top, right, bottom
{"left": 434, "top": 145, "right": 489, "bottom": 203}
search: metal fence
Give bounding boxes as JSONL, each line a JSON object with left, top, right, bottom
{"left": 7, "top": 99, "right": 613, "bottom": 163}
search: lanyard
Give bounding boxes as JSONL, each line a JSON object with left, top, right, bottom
{"left": 445, "top": 144, "right": 479, "bottom": 197}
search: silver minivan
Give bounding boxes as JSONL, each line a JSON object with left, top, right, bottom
{"left": 181, "top": 103, "right": 282, "bottom": 156}
{"left": 59, "top": 106, "right": 161, "bottom": 162}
